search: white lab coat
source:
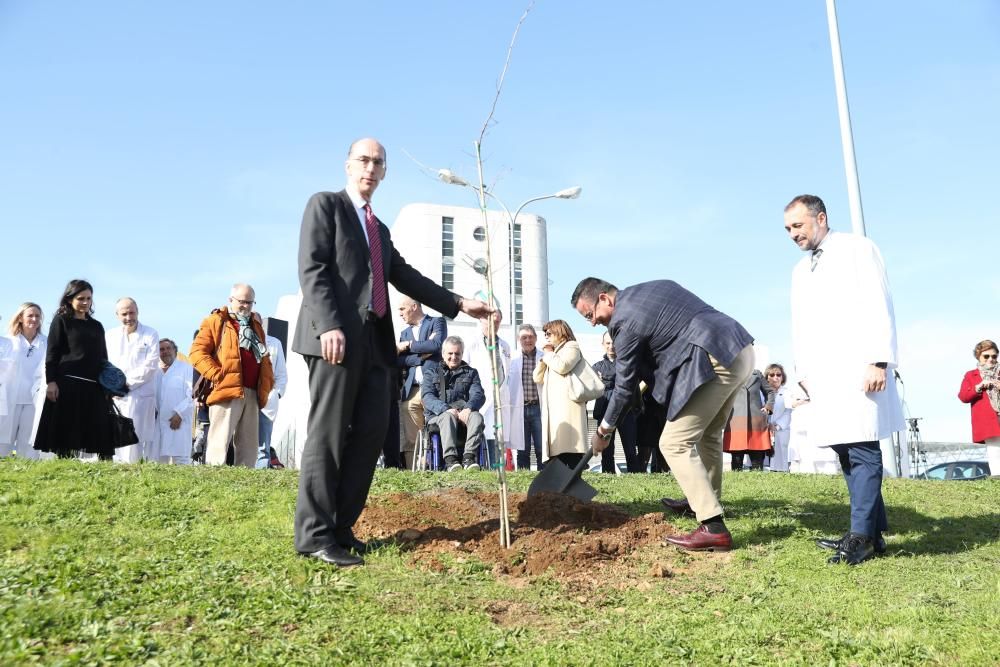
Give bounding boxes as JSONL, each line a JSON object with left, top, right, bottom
{"left": 506, "top": 347, "right": 544, "bottom": 451}
{"left": 261, "top": 336, "right": 288, "bottom": 422}
{"left": 0, "top": 337, "right": 15, "bottom": 419}
{"left": 106, "top": 322, "right": 160, "bottom": 462}
{"left": 155, "top": 359, "right": 194, "bottom": 460}
{"left": 462, "top": 334, "right": 512, "bottom": 446}
{"left": 0, "top": 334, "right": 47, "bottom": 456}
{"left": 768, "top": 384, "right": 792, "bottom": 472}
{"left": 791, "top": 231, "right": 904, "bottom": 448}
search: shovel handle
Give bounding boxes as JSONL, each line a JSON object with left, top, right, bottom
{"left": 559, "top": 446, "right": 595, "bottom": 492}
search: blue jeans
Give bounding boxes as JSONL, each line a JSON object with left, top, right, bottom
{"left": 831, "top": 441, "right": 888, "bottom": 538}
{"left": 256, "top": 412, "right": 274, "bottom": 469}
{"left": 517, "top": 402, "right": 544, "bottom": 471}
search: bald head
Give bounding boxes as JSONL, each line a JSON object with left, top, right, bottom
{"left": 229, "top": 283, "right": 256, "bottom": 318}
{"left": 115, "top": 297, "right": 139, "bottom": 332}
{"left": 345, "top": 137, "right": 387, "bottom": 201}
{"left": 397, "top": 297, "right": 424, "bottom": 325}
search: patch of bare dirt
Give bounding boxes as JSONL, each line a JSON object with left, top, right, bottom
{"left": 354, "top": 488, "right": 726, "bottom": 585}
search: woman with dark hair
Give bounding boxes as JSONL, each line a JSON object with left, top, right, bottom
{"left": 958, "top": 339, "right": 1000, "bottom": 476}
{"left": 533, "top": 319, "right": 589, "bottom": 468}
{"left": 34, "top": 280, "right": 114, "bottom": 459}
{"left": 722, "top": 362, "right": 776, "bottom": 471}
{"left": 1, "top": 303, "right": 49, "bottom": 458}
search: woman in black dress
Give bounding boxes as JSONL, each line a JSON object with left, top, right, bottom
{"left": 34, "top": 280, "right": 114, "bottom": 459}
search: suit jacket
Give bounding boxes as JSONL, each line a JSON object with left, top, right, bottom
{"left": 398, "top": 314, "right": 447, "bottom": 398}
{"left": 292, "top": 190, "right": 461, "bottom": 365}
{"left": 603, "top": 280, "right": 753, "bottom": 427}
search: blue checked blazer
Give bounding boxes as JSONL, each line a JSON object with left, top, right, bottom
{"left": 602, "top": 280, "right": 754, "bottom": 427}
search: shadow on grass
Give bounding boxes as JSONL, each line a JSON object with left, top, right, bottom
{"left": 727, "top": 496, "right": 1000, "bottom": 556}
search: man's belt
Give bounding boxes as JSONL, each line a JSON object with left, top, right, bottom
{"left": 523, "top": 399, "right": 539, "bottom": 406}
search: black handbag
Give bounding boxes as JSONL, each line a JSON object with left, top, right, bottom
{"left": 109, "top": 400, "right": 139, "bottom": 448}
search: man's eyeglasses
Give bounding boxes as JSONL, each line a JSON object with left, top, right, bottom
{"left": 352, "top": 156, "right": 386, "bottom": 169}
{"left": 230, "top": 298, "right": 255, "bottom": 307}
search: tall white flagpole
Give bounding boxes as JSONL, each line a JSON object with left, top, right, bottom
{"left": 825, "top": 0, "right": 867, "bottom": 237}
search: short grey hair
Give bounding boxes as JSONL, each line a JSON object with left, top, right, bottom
{"left": 442, "top": 335, "right": 464, "bottom": 351}
{"left": 517, "top": 324, "right": 537, "bottom": 336}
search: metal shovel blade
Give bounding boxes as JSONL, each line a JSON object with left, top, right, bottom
{"left": 527, "top": 446, "right": 597, "bottom": 502}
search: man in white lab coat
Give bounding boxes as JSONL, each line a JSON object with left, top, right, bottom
{"left": 257, "top": 334, "right": 288, "bottom": 469}
{"left": 785, "top": 194, "right": 904, "bottom": 566}
{"left": 155, "top": 338, "right": 194, "bottom": 464}
{"left": 506, "top": 324, "right": 544, "bottom": 470}
{"left": 106, "top": 297, "right": 160, "bottom": 463}
{"left": 462, "top": 310, "right": 511, "bottom": 468}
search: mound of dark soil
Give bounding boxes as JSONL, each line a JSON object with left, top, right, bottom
{"left": 354, "top": 488, "right": 681, "bottom": 580}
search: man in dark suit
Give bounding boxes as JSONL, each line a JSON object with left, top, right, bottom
{"left": 292, "top": 138, "right": 491, "bottom": 567}
{"left": 396, "top": 297, "right": 447, "bottom": 469}
{"left": 571, "top": 277, "right": 755, "bottom": 552}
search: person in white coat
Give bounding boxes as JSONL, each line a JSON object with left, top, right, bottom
{"left": 785, "top": 194, "right": 904, "bottom": 566}
{"left": 507, "top": 324, "right": 545, "bottom": 471}
{"left": 764, "top": 363, "right": 792, "bottom": 472}
{"left": 106, "top": 297, "right": 160, "bottom": 463}
{"left": 257, "top": 334, "right": 288, "bottom": 469}
{"left": 462, "top": 310, "right": 511, "bottom": 468}
{"left": 533, "top": 320, "right": 589, "bottom": 467}
{"left": 154, "top": 339, "right": 194, "bottom": 464}
{"left": 1, "top": 303, "right": 50, "bottom": 459}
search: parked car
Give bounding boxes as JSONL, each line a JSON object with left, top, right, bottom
{"left": 918, "top": 461, "right": 991, "bottom": 481}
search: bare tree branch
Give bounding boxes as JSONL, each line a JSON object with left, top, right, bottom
{"left": 477, "top": 1, "right": 535, "bottom": 146}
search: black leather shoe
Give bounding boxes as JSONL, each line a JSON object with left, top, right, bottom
{"left": 340, "top": 537, "right": 387, "bottom": 555}
{"left": 817, "top": 533, "right": 886, "bottom": 554}
{"left": 827, "top": 533, "right": 876, "bottom": 566}
{"left": 301, "top": 545, "right": 363, "bottom": 567}
{"left": 660, "top": 497, "right": 695, "bottom": 517}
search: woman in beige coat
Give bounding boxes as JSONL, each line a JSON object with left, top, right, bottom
{"left": 533, "top": 320, "right": 589, "bottom": 468}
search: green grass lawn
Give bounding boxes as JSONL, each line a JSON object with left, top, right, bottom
{"left": 1, "top": 459, "right": 997, "bottom": 665}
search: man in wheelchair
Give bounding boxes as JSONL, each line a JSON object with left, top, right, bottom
{"left": 421, "top": 336, "right": 486, "bottom": 471}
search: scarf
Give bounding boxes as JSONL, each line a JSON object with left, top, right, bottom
{"left": 979, "top": 363, "right": 1000, "bottom": 413}
{"left": 235, "top": 314, "right": 268, "bottom": 363}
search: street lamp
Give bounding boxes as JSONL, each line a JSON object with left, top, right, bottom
{"left": 437, "top": 169, "right": 581, "bottom": 325}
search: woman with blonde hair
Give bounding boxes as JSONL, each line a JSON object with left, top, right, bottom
{"left": 958, "top": 339, "right": 1000, "bottom": 476}
{"left": 1, "top": 303, "right": 49, "bottom": 458}
{"left": 533, "top": 319, "right": 589, "bottom": 468}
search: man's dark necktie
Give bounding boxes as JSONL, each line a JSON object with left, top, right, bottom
{"left": 364, "top": 203, "right": 388, "bottom": 318}
{"left": 810, "top": 248, "right": 823, "bottom": 272}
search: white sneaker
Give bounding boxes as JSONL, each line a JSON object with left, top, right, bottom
{"left": 464, "top": 462, "right": 480, "bottom": 471}
{"left": 447, "top": 462, "right": 463, "bottom": 472}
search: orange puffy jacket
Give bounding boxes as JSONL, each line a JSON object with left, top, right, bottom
{"left": 189, "top": 307, "right": 274, "bottom": 408}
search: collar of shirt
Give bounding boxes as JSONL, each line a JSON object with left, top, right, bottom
{"left": 345, "top": 185, "right": 372, "bottom": 247}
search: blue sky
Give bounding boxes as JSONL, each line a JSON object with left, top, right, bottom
{"left": 2, "top": 1, "right": 998, "bottom": 442}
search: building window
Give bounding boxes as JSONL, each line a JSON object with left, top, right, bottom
{"left": 442, "top": 216, "right": 454, "bottom": 290}
{"left": 473, "top": 226, "right": 487, "bottom": 242}
{"left": 512, "top": 222, "right": 523, "bottom": 326}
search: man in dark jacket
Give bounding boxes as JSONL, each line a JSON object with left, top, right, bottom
{"left": 592, "top": 330, "right": 639, "bottom": 473}
{"left": 422, "top": 336, "right": 485, "bottom": 471}
{"left": 572, "top": 277, "right": 754, "bottom": 553}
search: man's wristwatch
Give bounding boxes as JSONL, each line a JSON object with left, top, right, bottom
{"left": 596, "top": 428, "right": 614, "bottom": 441}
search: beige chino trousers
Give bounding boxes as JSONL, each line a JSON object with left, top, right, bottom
{"left": 658, "top": 345, "right": 755, "bottom": 521}
{"left": 206, "top": 388, "right": 258, "bottom": 468}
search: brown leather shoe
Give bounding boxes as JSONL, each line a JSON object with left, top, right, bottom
{"left": 660, "top": 497, "right": 695, "bottom": 517}
{"left": 664, "top": 525, "right": 732, "bottom": 552}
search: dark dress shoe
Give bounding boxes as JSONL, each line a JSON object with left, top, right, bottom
{"left": 660, "top": 497, "right": 695, "bottom": 517}
{"left": 817, "top": 533, "right": 887, "bottom": 554}
{"left": 340, "top": 537, "right": 387, "bottom": 555}
{"left": 301, "top": 545, "right": 363, "bottom": 567}
{"left": 664, "top": 525, "right": 732, "bottom": 552}
{"left": 827, "top": 533, "right": 876, "bottom": 566}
